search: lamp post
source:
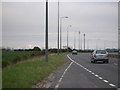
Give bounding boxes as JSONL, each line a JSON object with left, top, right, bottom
{"left": 45, "top": 0, "right": 48, "bottom": 62}
{"left": 67, "top": 25, "right": 72, "bottom": 52}
{"left": 74, "top": 31, "right": 77, "bottom": 49}
{"left": 78, "top": 31, "right": 80, "bottom": 50}
{"left": 60, "top": 16, "right": 68, "bottom": 53}
{"left": 57, "top": 0, "right": 59, "bottom": 54}
{"left": 81, "top": 33, "right": 82, "bottom": 50}
{"left": 83, "top": 33, "right": 85, "bottom": 50}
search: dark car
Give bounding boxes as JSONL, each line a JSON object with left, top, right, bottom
{"left": 72, "top": 50, "right": 77, "bottom": 55}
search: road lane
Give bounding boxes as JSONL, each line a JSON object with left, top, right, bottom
{"left": 68, "top": 53, "right": 118, "bottom": 87}
{"left": 53, "top": 53, "right": 118, "bottom": 89}
{"left": 58, "top": 63, "right": 112, "bottom": 88}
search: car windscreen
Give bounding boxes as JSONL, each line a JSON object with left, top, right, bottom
{"left": 73, "top": 51, "right": 77, "bottom": 52}
{"left": 96, "top": 50, "right": 106, "bottom": 54}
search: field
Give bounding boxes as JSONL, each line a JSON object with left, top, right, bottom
{"left": 2, "top": 53, "right": 67, "bottom": 88}
{"left": 2, "top": 50, "right": 45, "bottom": 68}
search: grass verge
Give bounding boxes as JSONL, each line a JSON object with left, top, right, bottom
{"left": 2, "top": 53, "right": 67, "bottom": 88}
{"left": 2, "top": 51, "right": 45, "bottom": 68}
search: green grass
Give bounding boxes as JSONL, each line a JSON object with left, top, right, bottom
{"left": 2, "top": 51, "right": 45, "bottom": 68}
{"left": 2, "top": 53, "right": 67, "bottom": 88}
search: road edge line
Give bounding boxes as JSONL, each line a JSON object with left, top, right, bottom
{"left": 54, "top": 61, "right": 73, "bottom": 89}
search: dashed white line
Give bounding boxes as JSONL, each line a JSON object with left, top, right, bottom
{"left": 67, "top": 55, "right": 117, "bottom": 88}
{"left": 98, "top": 77, "right": 103, "bottom": 80}
{"left": 55, "top": 61, "right": 73, "bottom": 89}
{"left": 103, "top": 80, "right": 109, "bottom": 83}
{"left": 95, "top": 74, "right": 99, "bottom": 77}
{"left": 109, "top": 83, "right": 116, "bottom": 87}
{"left": 89, "top": 71, "right": 92, "bottom": 73}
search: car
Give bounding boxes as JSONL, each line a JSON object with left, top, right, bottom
{"left": 72, "top": 50, "right": 78, "bottom": 55}
{"left": 90, "top": 49, "right": 109, "bottom": 63}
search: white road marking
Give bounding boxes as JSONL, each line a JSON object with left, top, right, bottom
{"left": 55, "top": 62, "right": 73, "bottom": 89}
{"left": 103, "top": 80, "right": 109, "bottom": 83}
{"left": 67, "top": 55, "right": 117, "bottom": 88}
{"left": 98, "top": 77, "right": 103, "bottom": 80}
{"left": 95, "top": 74, "right": 99, "bottom": 77}
{"left": 109, "top": 83, "right": 116, "bottom": 87}
{"left": 89, "top": 71, "right": 92, "bottom": 73}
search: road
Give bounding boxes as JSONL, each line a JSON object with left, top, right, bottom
{"left": 50, "top": 53, "right": 118, "bottom": 89}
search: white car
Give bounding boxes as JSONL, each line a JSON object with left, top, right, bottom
{"left": 91, "top": 50, "right": 109, "bottom": 63}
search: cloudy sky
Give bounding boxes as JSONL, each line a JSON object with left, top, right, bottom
{"left": 1, "top": 0, "right": 119, "bottom": 49}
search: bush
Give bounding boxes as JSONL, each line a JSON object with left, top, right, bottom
{"left": 2, "top": 60, "right": 10, "bottom": 68}
{"left": 33, "top": 47, "right": 41, "bottom": 51}
{"left": 30, "top": 53, "right": 35, "bottom": 57}
{"left": 22, "top": 54, "right": 29, "bottom": 60}
{"left": 12, "top": 55, "right": 22, "bottom": 64}
{"left": 40, "top": 50, "right": 45, "bottom": 55}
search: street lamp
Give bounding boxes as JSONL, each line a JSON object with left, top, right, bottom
{"left": 66, "top": 25, "right": 72, "bottom": 52}
{"left": 74, "top": 31, "right": 77, "bottom": 49}
{"left": 45, "top": 0, "right": 48, "bottom": 62}
{"left": 83, "top": 33, "right": 85, "bottom": 50}
{"left": 60, "top": 16, "right": 68, "bottom": 53}
{"left": 57, "top": 0, "right": 60, "bottom": 54}
{"left": 81, "top": 33, "right": 82, "bottom": 50}
{"left": 78, "top": 31, "right": 80, "bottom": 50}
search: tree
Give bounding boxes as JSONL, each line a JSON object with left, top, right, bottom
{"left": 33, "top": 46, "right": 41, "bottom": 51}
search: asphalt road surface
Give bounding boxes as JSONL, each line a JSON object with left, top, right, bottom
{"left": 51, "top": 53, "right": 118, "bottom": 89}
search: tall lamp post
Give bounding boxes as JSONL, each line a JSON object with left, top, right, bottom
{"left": 78, "top": 31, "right": 80, "bottom": 50}
{"left": 67, "top": 25, "right": 72, "bottom": 52}
{"left": 60, "top": 16, "right": 68, "bottom": 53}
{"left": 84, "top": 33, "right": 85, "bottom": 50}
{"left": 57, "top": 0, "right": 59, "bottom": 54}
{"left": 45, "top": 0, "right": 48, "bottom": 62}
{"left": 81, "top": 33, "right": 82, "bottom": 50}
{"left": 74, "top": 31, "right": 77, "bottom": 49}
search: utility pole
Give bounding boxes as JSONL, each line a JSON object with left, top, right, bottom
{"left": 81, "top": 34, "right": 82, "bottom": 50}
{"left": 84, "top": 33, "right": 85, "bottom": 50}
{"left": 45, "top": 0, "right": 48, "bottom": 62}
{"left": 57, "top": 0, "right": 59, "bottom": 54}
{"left": 78, "top": 31, "right": 80, "bottom": 50}
{"left": 60, "top": 18, "right": 62, "bottom": 53}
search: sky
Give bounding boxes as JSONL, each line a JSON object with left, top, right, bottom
{"left": 1, "top": 0, "right": 119, "bottom": 50}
